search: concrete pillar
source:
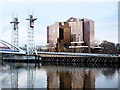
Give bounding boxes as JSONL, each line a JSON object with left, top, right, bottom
{"left": 0, "top": 53, "right": 2, "bottom": 69}
{"left": 118, "top": 70, "right": 120, "bottom": 89}
{"left": 0, "top": 53, "right": 2, "bottom": 61}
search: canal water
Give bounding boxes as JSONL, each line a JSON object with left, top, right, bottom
{"left": 0, "top": 61, "right": 119, "bottom": 89}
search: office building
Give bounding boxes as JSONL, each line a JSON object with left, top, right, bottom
{"left": 47, "top": 17, "right": 100, "bottom": 53}
{"left": 47, "top": 22, "right": 71, "bottom": 51}
{"left": 67, "top": 17, "right": 94, "bottom": 53}
{"left": 47, "top": 22, "right": 59, "bottom": 51}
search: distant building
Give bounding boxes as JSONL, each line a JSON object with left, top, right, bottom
{"left": 47, "top": 22, "right": 71, "bottom": 51}
{"left": 56, "top": 22, "right": 71, "bottom": 52}
{"left": 47, "top": 22, "right": 59, "bottom": 51}
{"left": 47, "top": 17, "right": 101, "bottom": 53}
{"left": 67, "top": 17, "right": 84, "bottom": 42}
{"left": 58, "top": 22, "right": 71, "bottom": 44}
{"left": 66, "top": 17, "right": 94, "bottom": 53}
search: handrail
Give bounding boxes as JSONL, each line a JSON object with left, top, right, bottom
{"left": 37, "top": 51, "right": 115, "bottom": 57}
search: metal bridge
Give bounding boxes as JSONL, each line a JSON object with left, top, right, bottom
{"left": 0, "top": 39, "right": 25, "bottom": 54}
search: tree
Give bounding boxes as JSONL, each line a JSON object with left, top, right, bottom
{"left": 116, "top": 43, "right": 120, "bottom": 54}
{"left": 99, "top": 40, "right": 118, "bottom": 54}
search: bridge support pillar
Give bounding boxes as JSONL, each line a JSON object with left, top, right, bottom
{"left": 0, "top": 53, "right": 2, "bottom": 62}
{"left": 0, "top": 53, "right": 2, "bottom": 67}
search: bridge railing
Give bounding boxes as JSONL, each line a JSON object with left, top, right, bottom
{"left": 37, "top": 51, "right": 114, "bottom": 57}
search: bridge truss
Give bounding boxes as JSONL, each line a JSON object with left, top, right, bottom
{"left": 0, "top": 39, "right": 25, "bottom": 54}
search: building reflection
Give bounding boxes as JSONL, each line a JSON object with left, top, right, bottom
{"left": 47, "top": 71, "right": 59, "bottom": 88}
{"left": 46, "top": 67, "right": 99, "bottom": 89}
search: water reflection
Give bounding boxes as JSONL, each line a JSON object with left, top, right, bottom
{"left": 0, "top": 62, "right": 119, "bottom": 89}
{"left": 46, "top": 67, "right": 98, "bottom": 89}
{"left": 101, "top": 69, "right": 116, "bottom": 79}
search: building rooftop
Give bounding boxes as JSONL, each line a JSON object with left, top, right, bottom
{"left": 66, "top": 17, "right": 94, "bottom": 22}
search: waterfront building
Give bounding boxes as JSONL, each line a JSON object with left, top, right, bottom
{"left": 47, "top": 22, "right": 71, "bottom": 51}
{"left": 67, "top": 17, "right": 94, "bottom": 53}
{"left": 47, "top": 17, "right": 101, "bottom": 53}
{"left": 56, "top": 22, "right": 71, "bottom": 52}
{"left": 47, "top": 22, "right": 59, "bottom": 51}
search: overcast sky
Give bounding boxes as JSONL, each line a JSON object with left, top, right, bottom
{"left": 0, "top": 0, "right": 119, "bottom": 47}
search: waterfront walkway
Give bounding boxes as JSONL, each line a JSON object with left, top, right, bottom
{"left": 37, "top": 51, "right": 118, "bottom": 57}
{"left": 2, "top": 51, "right": 119, "bottom": 63}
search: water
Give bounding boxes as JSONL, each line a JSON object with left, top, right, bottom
{"left": 0, "top": 61, "right": 119, "bottom": 89}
